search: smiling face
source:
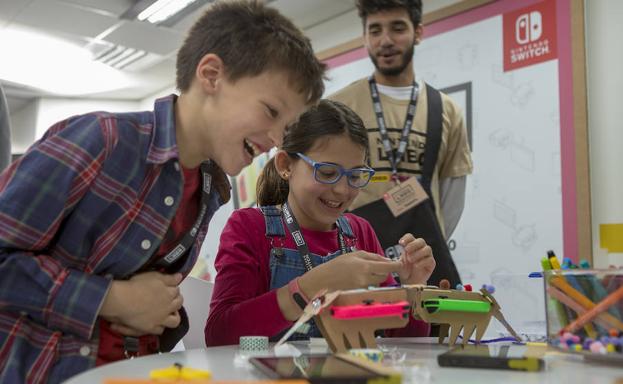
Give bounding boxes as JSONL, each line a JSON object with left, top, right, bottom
{"left": 176, "top": 54, "right": 310, "bottom": 175}
{"left": 364, "top": 8, "right": 421, "bottom": 78}
{"left": 208, "top": 70, "right": 308, "bottom": 176}
{"left": 281, "top": 134, "right": 368, "bottom": 231}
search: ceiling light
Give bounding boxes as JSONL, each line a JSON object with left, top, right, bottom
{"left": 138, "top": 0, "right": 198, "bottom": 24}
{"left": 0, "top": 27, "right": 134, "bottom": 95}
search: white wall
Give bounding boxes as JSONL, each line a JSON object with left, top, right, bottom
{"left": 307, "top": 10, "right": 361, "bottom": 52}
{"left": 35, "top": 98, "right": 138, "bottom": 139}
{"left": 585, "top": 0, "right": 623, "bottom": 266}
{"left": 10, "top": 97, "right": 138, "bottom": 153}
{"left": 139, "top": 84, "right": 177, "bottom": 111}
{"left": 10, "top": 100, "right": 38, "bottom": 154}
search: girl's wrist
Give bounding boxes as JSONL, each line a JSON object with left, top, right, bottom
{"left": 276, "top": 285, "right": 302, "bottom": 321}
{"left": 287, "top": 277, "right": 309, "bottom": 309}
{"left": 297, "top": 274, "right": 311, "bottom": 302}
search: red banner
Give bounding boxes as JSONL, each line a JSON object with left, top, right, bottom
{"left": 503, "top": 0, "right": 557, "bottom": 72}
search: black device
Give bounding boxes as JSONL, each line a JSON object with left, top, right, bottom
{"left": 249, "top": 354, "right": 389, "bottom": 383}
{"left": 437, "top": 344, "right": 545, "bottom": 372}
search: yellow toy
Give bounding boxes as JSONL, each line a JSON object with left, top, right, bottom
{"left": 149, "top": 363, "right": 212, "bottom": 380}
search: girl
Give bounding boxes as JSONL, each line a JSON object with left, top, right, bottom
{"left": 205, "top": 100, "right": 435, "bottom": 346}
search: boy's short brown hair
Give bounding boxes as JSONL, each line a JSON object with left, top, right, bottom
{"left": 176, "top": 0, "right": 326, "bottom": 104}
{"left": 355, "top": 0, "right": 423, "bottom": 28}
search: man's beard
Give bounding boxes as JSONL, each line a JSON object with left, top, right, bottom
{"left": 370, "top": 44, "right": 414, "bottom": 77}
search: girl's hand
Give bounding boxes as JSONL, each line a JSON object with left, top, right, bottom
{"left": 397, "top": 234, "right": 435, "bottom": 285}
{"left": 299, "top": 250, "right": 402, "bottom": 295}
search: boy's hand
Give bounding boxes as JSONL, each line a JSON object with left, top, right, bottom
{"left": 396, "top": 234, "right": 435, "bottom": 285}
{"left": 109, "top": 311, "right": 181, "bottom": 337}
{"left": 100, "top": 272, "right": 184, "bottom": 336}
{"left": 299, "top": 250, "right": 402, "bottom": 295}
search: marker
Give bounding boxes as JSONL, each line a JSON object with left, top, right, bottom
{"left": 549, "top": 276, "right": 623, "bottom": 331}
{"left": 561, "top": 285, "right": 623, "bottom": 334}
{"left": 547, "top": 286, "right": 610, "bottom": 331}
{"left": 548, "top": 250, "right": 561, "bottom": 270}
{"left": 548, "top": 280, "right": 599, "bottom": 339}
{"left": 541, "top": 255, "right": 568, "bottom": 327}
{"left": 578, "top": 260, "right": 622, "bottom": 319}
{"left": 541, "top": 257, "right": 552, "bottom": 272}
{"left": 546, "top": 251, "right": 587, "bottom": 328}
{"left": 563, "top": 257, "right": 578, "bottom": 269}
{"left": 562, "top": 261, "right": 595, "bottom": 302}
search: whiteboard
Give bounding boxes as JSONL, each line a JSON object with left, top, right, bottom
{"left": 323, "top": 0, "right": 588, "bottom": 288}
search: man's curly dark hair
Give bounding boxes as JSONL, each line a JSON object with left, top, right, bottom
{"left": 355, "top": 0, "right": 423, "bottom": 27}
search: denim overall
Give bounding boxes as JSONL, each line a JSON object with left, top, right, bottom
{"left": 261, "top": 205, "right": 356, "bottom": 342}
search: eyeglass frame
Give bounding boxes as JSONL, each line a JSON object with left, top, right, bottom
{"left": 291, "top": 152, "right": 375, "bottom": 189}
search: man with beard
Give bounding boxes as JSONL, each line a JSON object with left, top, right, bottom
{"left": 330, "top": 0, "right": 472, "bottom": 288}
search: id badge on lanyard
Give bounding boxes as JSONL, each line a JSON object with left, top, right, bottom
{"left": 368, "top": 76, "right": 429, "bottom": 217}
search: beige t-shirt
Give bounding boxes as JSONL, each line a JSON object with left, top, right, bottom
{"left": 329, "top": 78, "right": 473, "bottom": 232}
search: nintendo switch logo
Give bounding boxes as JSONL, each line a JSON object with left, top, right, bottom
{"left": 503, "top": 0, "right": 556, "bottom": 72}
{"left": 515, "top": 11, "right": 542, "bottom": 44}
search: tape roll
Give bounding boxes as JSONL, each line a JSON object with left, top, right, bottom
{"left": 239, "top": 336, "right": 269, "bottom": 352}
{"left": 348, "top": 348, "right": 384, "bottom": 363}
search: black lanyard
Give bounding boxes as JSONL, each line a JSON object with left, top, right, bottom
{"left": 281, "top": 202, "right": 350, "bottom": 272}
{"left": 368, "top": 75, "right": 419, "bottom": 177}
{"left": 150, "top": 162, "right": 213, "bottom": 272}
{"left": 126, "top": 162, "right": 214, "bottom": 356}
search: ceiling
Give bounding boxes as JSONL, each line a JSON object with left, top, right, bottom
{"left": 0, "top": 0, "right": 459, "bottom": 114}
{"left": 0, "top": 0, "right": 356, "bottom": 113}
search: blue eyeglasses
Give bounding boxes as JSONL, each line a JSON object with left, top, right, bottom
{"left": 295, "top": 152, "right": 375, "bottom": 189}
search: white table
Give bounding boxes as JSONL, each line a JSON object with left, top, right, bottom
{"left": 65, "top": 338, "right": 621, "bottom": 384}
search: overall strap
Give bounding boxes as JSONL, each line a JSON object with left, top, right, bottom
{"left": 335, "top": 215, "right": 355, "bottom": 239}
{"left": 259, "top": 205, "right": 285, "bottom": 237}
{"left": 421, "top": 83, "right": 443, "bottom": 205}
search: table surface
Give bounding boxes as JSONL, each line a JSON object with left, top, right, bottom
{"left": 65, "top": 338, "right": 622, "bottom": 384}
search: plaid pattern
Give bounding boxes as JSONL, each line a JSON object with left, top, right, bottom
{"left": 0, "top": 95, "right": 230, "bottom": 383}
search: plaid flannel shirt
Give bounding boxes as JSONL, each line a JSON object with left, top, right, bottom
{"left": 0, "top": 95, "right": 230, "bottom": 383}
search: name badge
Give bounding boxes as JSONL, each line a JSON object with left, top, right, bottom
{"left": 383, "top": 177, "right": 429, "bottom": 217}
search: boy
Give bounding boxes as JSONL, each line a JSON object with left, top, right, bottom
{"left": 0, "top": 1, "right": 326, "bottom": 382}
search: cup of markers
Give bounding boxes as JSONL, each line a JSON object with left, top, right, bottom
{"left": 541, "top": 259, "right": 623, "bottom": 364}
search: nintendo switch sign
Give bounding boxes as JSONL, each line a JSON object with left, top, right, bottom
{"left": 503, "top": 0, "right": 557, "bottom": 72}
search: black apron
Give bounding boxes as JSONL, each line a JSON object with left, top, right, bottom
{"left": 352, "top": 82, "right": 461, "bottom": 288}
